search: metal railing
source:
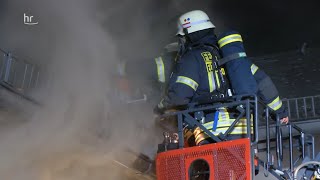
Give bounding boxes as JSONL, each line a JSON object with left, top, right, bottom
{"left": 259, "top": 107, "right": 315, "bottom": 179}
{"left": 157, "top": 94, "right": 259, "bottom": 146}
{"left": 0, "top": 48, "right": 40, "bottom": 97}
{"left": 282, "top": 95, "right": 320, "bottom": 121}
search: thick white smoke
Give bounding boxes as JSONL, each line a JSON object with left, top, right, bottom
{"left": 0, "top": 0, "right": 167, "bottom": 179}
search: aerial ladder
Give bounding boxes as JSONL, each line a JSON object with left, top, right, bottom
{"left": 0, "top": 48, "right": 40, "bottom": 103}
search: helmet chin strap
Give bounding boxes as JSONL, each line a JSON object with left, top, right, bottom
{"left": 183, "top": 28, "right": 189, "bottom": 36}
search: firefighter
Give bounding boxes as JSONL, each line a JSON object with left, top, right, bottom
{"left": 153, "top": 10, "right": 232, "bottom": 145}
{"left": 154, "top": 10, "right": 225, "bottom": 111}
{"left": 115, "top": 43, "right": 178, "bottom": 101}
{"left": 217, "top": 30, "right": 289, "bottom": 124}
{"left": 153, "top": 42, "right": 179, "bottom": 96}
{"left": 117, "top": 43, "right": 177, "bottom": 84}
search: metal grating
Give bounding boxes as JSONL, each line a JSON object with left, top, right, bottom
{"left": 156, "top": 154, "right": 186, "bottom": 180}
{"left": 214, "top": 145, "right": 247, "bottom": 180}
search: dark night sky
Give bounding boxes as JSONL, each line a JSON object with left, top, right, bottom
{"left": 0, "top": 0, "right": 319, "bottom": 57}
{"left": 208, "top": 0, "right": 320, "bottom": 55}
{"left": 98, "top": 0, "right": 320, "bottom": 58}
{"left": 155, "top": 0, "right": 320, "bottom": 56}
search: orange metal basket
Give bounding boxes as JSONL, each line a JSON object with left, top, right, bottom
{"left": 156, "top": 138, "right": 252, "bottom": 180}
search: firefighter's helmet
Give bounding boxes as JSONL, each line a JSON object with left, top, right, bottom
{"left": 176, "top": 10, "right": 215, "bottom": 36}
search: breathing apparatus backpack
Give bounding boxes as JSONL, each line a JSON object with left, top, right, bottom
{"left": 217, "top": 31, "right": 258, "bottom": 96}
{"left": 186, "top": 42, "right": 232, "bottom": 104}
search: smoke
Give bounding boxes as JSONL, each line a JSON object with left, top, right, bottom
{"left": 0, "top": 0, "right": 172, "bottom": 179}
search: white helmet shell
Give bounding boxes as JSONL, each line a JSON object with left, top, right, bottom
{"left": 176, "top": 10, "right": 215, "bottom": 36}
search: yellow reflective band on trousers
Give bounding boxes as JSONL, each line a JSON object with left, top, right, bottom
{"left": 251, "top": 64, "right": 259, "bottom": 75}
{"left": 205, "top": 118, "right": 253, "bottom": 134}
{"left": 193, "top": 109, "right": 253, "bottom": 144}
{"left": 203, "top": 118, "right": 253, "bottom": 129}
{"left": 219, "top": 109, "right": 229, "bottom": 119}
{"left": 218, "top": 34, "right": 243, "bottom": 48}
{"left": 194, "top": 126, "right": 254, "bottom": 144}
{"left": 268, "top": 96, "right": 283, "bottom": 111}
{"left": 154, "top": 57, "right": 165, "bottom": 83}
{"left": 176, "top": 76, "right": 199, "bottom": 91}
{"left": 204, "top": 117, "right": 252, "bottom": 135}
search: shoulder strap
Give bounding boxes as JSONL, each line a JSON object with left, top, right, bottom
{"left": 218, "top": 52, "right": 247, "bottom": 66}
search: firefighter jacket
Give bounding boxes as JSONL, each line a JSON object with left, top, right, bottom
{"left": 158, "top": 34, "right": 227, "bottom": 109}
{"left": 250, "top": 63, "right": 288, "bottom": 119}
